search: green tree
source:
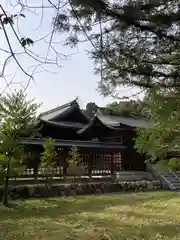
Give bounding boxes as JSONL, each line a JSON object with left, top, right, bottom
{"left": 0, "top": 89, "right": 40, "bottom": 205}
{"left": 67, "top": 145, "right": 85, "bottom": 182}
{"left": 2, "top": 1, "right": 180, "bottom": 96}
{"left": 53, "top": 0, "right": 180, "bottom": 94}
{"left": 103, "top": 100, "right": 145, "bottom": 117}
{"left": 135, "top": 88, "right": 180, "bottom": 162}
{"left": 41, "top": 137, "right": 56, "bottom": 197}
{"left": 0, "top": 125, "right": 25, "bottom": 206}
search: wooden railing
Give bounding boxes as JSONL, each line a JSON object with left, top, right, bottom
{"left": 13, "top": 167, "right": 112, "bottom": 179}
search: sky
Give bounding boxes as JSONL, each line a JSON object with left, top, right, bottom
{"left": 0, "top": 0, "right": 143, "bottom": 113}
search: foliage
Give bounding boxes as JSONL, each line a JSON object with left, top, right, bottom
{"left": 68, "top": 145, "right": 82, "bottom": 166}
{"left": 157, "top": 158, "right": 180, "bottom": 171}
{"left": 41, "top": 138, "right": 56, "bottom": 198}
{"left": 54, "top": 0, "right": 180, "bottom": 97}
{"left": 0, "top": 137, "right": 25, "bottom": 179}
{"left": 0, "top": 129, "right": 25, "bottom": 205}
{"left": 67, "top": 145, "right": 85, "bottom": 181}
{"left": 168, "top": 158, "right": 180, "bottom": 171}
{"left": 85, "top": 100, "right": 145, "bottom": 118}
{"left": 0, "top": 89, "right": 40, "bottom": 205}
{"left": 135, "top": 88, "right": 180, "bottom": 160}
{"left": 103, "top": 100, "right": 145, "bottom": 117}
{"left": 41, "top": 137, "right": 56, "bottom": 176}
{"left": 0, "top": 89, "right": 41, "bottom": 138}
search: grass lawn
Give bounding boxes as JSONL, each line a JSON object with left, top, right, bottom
{"left": 0, "top": 191, "right": 180, "bottom": 240}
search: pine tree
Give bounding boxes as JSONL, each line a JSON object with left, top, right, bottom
{"left": 54, "top": 0, "right": 180, "bottom": 95}
{"left": 0, "top": 89, "right": 40, "bottom": 205}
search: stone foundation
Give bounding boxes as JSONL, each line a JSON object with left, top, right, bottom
{"left": 0, "top": 180, "right": 161, "bottom": 200}
{"left": 113, "top": 171, "right": 154, "bottom": 181}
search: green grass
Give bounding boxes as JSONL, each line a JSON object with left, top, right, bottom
{"left": 0, "top": 191, "right": 180, "bottom": 240}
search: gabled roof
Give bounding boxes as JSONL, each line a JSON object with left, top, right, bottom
{"left": 78, "top": 113, "right": 150, "bottom": 134}
{"left": 39, "top": 99, "right": 89, "bottom": 129}
{"left": 77, "top": 115, "right": 119, "bottom": 134}
{"left": 98, "top": 115, "right": 150, "bottom": 128}
{"left": 39, "top": 99, "right": 79, "bottom": 121}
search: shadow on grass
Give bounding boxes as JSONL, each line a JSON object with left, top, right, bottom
{"left": 118, "top": 222, "right": 180, "bottom": 239}
{"left": 0, "top": 191, "right": 178, "bottom": 220}
{"left": 0, "top": 192, "right": 179, "bottom": 239}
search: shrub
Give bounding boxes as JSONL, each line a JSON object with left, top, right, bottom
{"left": 168, "top": 158, "right": 180, "bottom": 171}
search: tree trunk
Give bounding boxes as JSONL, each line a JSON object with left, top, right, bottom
{"left": 3, "top": 158, "right": 10, "bottom": 206}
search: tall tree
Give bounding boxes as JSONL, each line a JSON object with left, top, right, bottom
{"left": 135, "top": 88, "right": 180, "bottom": 161}
{"left": 52, "top": 0, "right": 180, "bottom": 96}
{"left": 0, "top": 89, "right": 40, "bottom": 205}
{"left": 53, "top": 0, "right": 180, "bottom": 161}
{"left": 2, "top": 1, "right": 180, "bottom": 96}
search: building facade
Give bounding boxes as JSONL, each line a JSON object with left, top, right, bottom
{"left": 22, "top": 99, "right": 149, "bottom": 175}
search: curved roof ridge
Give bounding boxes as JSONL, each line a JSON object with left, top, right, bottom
{"left": 39, "top": 98, "right": 78, "bottom": 118}
{"left": 77, "top": 114, "right": 117, "bottom": 134}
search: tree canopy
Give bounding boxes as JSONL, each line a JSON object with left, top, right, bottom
{"left": 103, "top": 100, "right": 144, "bottom": 117}
{"left": 85, "top": 99, "right": 145, "bottom": 117}
{"left": 3, "top": 0, "right": 180, "bottom": 96}
{"left": 52, "top": 0, "right": 180, "bottom": 97}
{"left": 0, "top": 89, "right": 41, "bottom": 138}
{"left": 0, "top": 89, "right": 40, "bottom": 205}
{"left": 135, "top": 88, "right": 180, "bottom": 160}
{"left": 2, "top": 1, "right": 180, "bottom": 161}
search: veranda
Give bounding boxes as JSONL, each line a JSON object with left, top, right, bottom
{"left": 9, "top": 138, "right": 147, "bottom": 183}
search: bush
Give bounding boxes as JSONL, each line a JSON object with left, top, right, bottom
{"left": 168, "top": 158, "right": 180, "bottom": 171}
{"left": 158, "top": 159, "right": 169, "bottom": 167}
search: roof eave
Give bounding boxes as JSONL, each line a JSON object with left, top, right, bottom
{"left": 40, "top": 119, "right": 84, "bottom": 130}
{"left": 77, "top": 115, "right": 119, "bottom": 135}
{"left": 21, "top": 138, "right": 127, "bottom": 149}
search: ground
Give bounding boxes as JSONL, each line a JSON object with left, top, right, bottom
{"left": 0, "top": 191, "right": 179, "bottom": 240}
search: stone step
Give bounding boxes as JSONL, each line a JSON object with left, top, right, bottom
{"left": 171, "top": 186, "right": 180, "bottom": 189}
{"left": 171, "top": 182, "right": 180, "bottom": 186}
{"left": 166, "top": 179, "right": 178, "bottom": 184}
{"left": 166, "top": 176, "right": 177, "bottom": 179}
{"left": 169, "top": 181, "right": 180, "bottom": 185}
{"left": 158, "top": 172, "right": 174, "bottom": 176}
{"left": 163, "top": 174, "right": 179, "bottom": 178}
{"left": 167, "top": 176, "right": 180, "bottom": 179}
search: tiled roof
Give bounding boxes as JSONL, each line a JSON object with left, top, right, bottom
{"left": 98, "top": 115, "right": 150, "bottom": 128}
{"left": 39, "top": 99, "right": 150, "bottom": 131}
{"left": 39, "top": 99, "right": 78, "bottom": 121}
{"left": 78, "top": 114, "right": 150, "bottom": 134}
{"left": 39, "top": 99, "right": 89, "bottom": 129}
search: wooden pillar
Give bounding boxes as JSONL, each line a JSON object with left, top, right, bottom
{"left": 88, "top": 151, "right": 92, "bottom": 177}
{"left": 111, "top": 152, "right": 114, "bottom": 174}
{"left": 33, "top": 161, "right": 38, "bottom": 179}
{"left": 63, "top": 148, "right": 68, "bottom": 178}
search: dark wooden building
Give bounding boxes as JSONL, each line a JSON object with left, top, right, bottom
{"left": 22, "top": 99, "right": 149, "bottom": 175}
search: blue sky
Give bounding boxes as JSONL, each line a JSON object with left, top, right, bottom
{"left": 0, "top": 0, "right": 142, "bottom": 112}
